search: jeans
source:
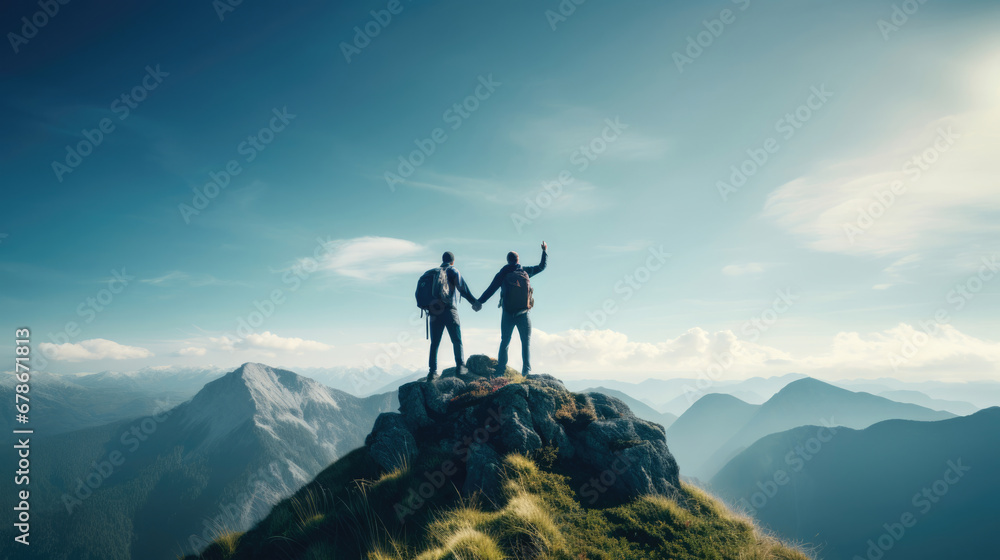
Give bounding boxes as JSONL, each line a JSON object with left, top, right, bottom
{"left": 497, "top": 310, "right": 531, "bottom": 375}
{"left": 429, "top": 307, "right": 464, "bottom": 374}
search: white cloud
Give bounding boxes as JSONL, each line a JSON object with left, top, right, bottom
{"left": 523, "top": 323, "right": 1000, "bottom": 381}
{"left": 762, "top": 58, "right": 1000, "bottom": 259}
{"left": 399, "top": 173, "right": 605, "bottom": 218}
{"left": 176, "top": 346, "right": 207, "bottom": 357}
{"left": 530, "top": 327, "right": 792, "bottom": 377}
{"left": 208, "top": 331, "right": 331, "bottom": 353}
{"left": 314, "top": 236, "right": 429, "bottom": 281}
{"left": 508, "top": 108, "right": 670, "bottom": 162}
{"left": 39, "top": 339, "right": 153, "bottom": 362}
{"left": 871, "top": 253, "right": 922, "bottom": 289}
{"left": 141, "top": 271, "right": 240, "bottom": 287}
{"left": 722, "top": 262, "right": 765, "bottom": 276}
{"left": 795, "top": 323, "right": 1000, "bottom": 380}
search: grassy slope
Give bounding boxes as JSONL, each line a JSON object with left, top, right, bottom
{"left": 191, "top": 446, "right": 811, "bottom": 560}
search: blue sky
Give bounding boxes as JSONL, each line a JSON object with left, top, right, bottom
{"left": 2, "top": 0, "right": 999, "bottom": 382}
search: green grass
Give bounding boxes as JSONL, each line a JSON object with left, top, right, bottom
{"left": 189, "top": 447, "right": 811, "bottom": 560}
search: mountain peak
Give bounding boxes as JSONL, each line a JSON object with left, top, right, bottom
{"left": 691, "top": 392, "right": 754, "bottom": 408}
{"left": 772, "top": 376, "right": 842, "bottom": 397}
{"left": 180, "top": 363, "right": 343, "bottom": 449}
{"left": 365, "top": 354, "right": 681, "bottom": 506}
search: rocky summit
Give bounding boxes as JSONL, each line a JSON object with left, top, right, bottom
{"left": 365, "top": 354, "right": 681, "bottom": 506}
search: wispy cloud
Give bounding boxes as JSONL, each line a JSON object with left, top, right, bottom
{"left": 208, "top": 331, "right": 331, "bottom": 353}
{"left": 872, "top": 253, "right": 922, "bottom": 289}
{"left": 141, "top": 271, "right": 244, "bottom": 287}
{"left": 525, "top": 323, "right": 1000, "bottom": 381}
{"left": 39, "top": 339, "right": 153, "bottom": 361}
{"left": 762, "top": 100, "right": 1000, "bottom": 258}
{"left": 722, "top": 262, "right": 765, "bottom": 276}
{"left": 310, "top": 236, "right": 430, "bottom": 281}
{"left": 391, "top": 173, "right": 517, "bottom": 205}
{"left": 507, "top": 106, "right": 670, "bottom": 162}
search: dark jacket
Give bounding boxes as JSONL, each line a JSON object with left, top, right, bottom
{"left": 478, "top": 250, "right": 547, "bottom": 308}
{"left": 441, "top": 264, "right": 477, "bottom": 309}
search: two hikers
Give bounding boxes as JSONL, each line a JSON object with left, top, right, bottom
{"left": 416, "top": 243, "right": 548, "bottom": 382}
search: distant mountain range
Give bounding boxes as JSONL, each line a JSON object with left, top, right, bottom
{"left": 874, "top": 389, "right": 978, "bottom": 416}
{"left": 564, "top": 374, "right": 998, "bottom": 417}
{"left": 668, "top": 378, "right": 955, "bottom": 480}
{"left": 1, "top": 363, "right": 395, "bottom": 560}
{"left": 665, "top": 393, "right": 760, "bottom": 480}
{"left": 827, "top": 378, "right": 1000, "bottom": 410}
{"left": 7, "top": 363, "right": 995, "bottom": 560}
{"left": 0, "top": 367, "right": 225, "bottom": 435}
{"left": 711, "top": 407, "right": 1000, "bottom": 560}
{"left": 0, "top": 363, "right": 419, "bottom": 435}
{"left": 566, "top": 374, "right": 806, "bottom": 415}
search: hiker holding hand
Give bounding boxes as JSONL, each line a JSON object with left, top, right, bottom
{"left": 416, "top": 251, "right": 482, "bottom": 382}
{"left": 478, "top": 241, "right": 548, "bottom": 377}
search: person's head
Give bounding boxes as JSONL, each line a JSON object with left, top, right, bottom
{"left": 442, "top": 251, "right": 455, "bottom": 265}
{"left": 506, "top": 251, "right": 519, "bottom": 265}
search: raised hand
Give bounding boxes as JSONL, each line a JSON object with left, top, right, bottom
{"left": 541, "top": 241, "right": 547, "bottom": 251}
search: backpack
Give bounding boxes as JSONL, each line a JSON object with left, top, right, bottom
{"left": 415, "top": 267, "right": 451, "bottom": 315}
{"left": 502, "top": 269, "right": 533, "bottom": 314}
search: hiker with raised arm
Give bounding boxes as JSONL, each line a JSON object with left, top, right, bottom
{"left": 478, "top": 241, "right": 548, "bottom": 377}
{"left": 415, "top": 251, "right": 482, "bottom": 382}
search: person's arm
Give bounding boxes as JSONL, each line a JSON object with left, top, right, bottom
{"left": 455, "top": 270, "right": 477, "bottom": 306}
{"left": 523, "top": 246, "right": 548, "bottom": 277}
{"left": 478, "top": 269, "right": 505, "bottom": 304}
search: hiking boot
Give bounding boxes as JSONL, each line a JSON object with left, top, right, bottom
{"left": 456, "top": 365, "right": 469, "bottom": 378}
{"left": 426, "top": 370, "right": 437, "bottom": 382}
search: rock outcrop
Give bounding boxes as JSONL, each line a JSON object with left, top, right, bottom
{"left": 365, "top": 355, "right": 681, "bottom": 506}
